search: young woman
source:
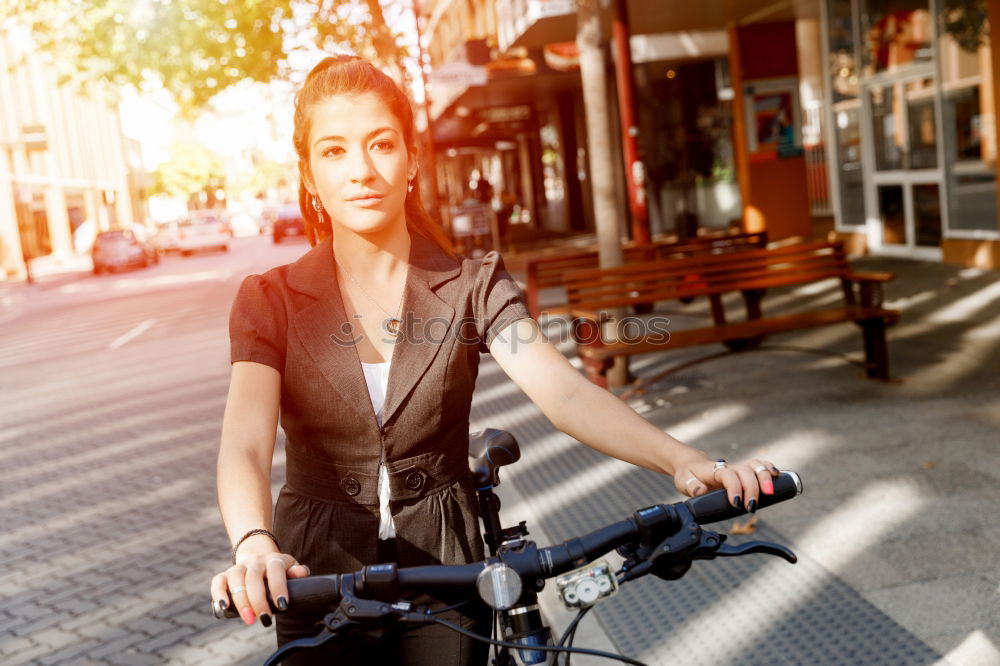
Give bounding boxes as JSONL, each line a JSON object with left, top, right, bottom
{"left": 210, "top": 55, "right": 779, "bottom": 665}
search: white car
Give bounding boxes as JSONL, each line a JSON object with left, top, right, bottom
{"left": 178, "top": 211, "right": 230, "bottom": 256}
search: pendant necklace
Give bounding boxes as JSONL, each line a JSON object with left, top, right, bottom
{"left": 337, "top": 262, "right": 406, "bottom": 336}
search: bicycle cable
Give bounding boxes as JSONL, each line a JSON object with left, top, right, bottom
{"left": 557, "top": 605, "right": 593, "bottom": 666}
{"left": 430, "top": 616, "right": 649, "bottom": 666}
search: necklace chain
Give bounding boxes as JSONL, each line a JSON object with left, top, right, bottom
{"left": 337, "top": 262, "right": 406, "bottom": 335}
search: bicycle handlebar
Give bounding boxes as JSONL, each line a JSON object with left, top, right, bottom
{"left": 217, "top": 472, "right": 802, "bottom": 619}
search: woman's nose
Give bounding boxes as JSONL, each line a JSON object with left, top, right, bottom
{"left": 348, "top": 151, "right": 376, "bottom": 183}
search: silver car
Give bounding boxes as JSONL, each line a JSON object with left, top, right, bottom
{"left": 178, "top": 211, "right": 230, "bottom": 256}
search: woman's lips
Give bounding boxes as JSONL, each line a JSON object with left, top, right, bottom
{"left": 346, "top": 195, "right": 384, "bottom": 208}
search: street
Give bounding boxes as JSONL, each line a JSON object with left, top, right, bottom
{"left": 1, "top": 238, "right": 998, "bottom": 665}
{"left": 0, "top": 235, "right": 312, "bottom": 665}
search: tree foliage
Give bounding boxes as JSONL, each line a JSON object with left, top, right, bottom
{"left": 151, "top": 142, "right": 225, "bottom": 200}
{"left": 941, "top": 0, "right": 990, "bottom": 53}
{"left": 2, "top": 0, "right": 409, "bottom": 114}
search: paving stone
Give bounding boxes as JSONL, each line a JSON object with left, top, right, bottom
{"left": 142, "top": 626, "right": 195, "bottom": 652}
{"left": 35, "top": 639, "right": 101, "bottom": 665}
{"left": 104, "top": 648, "right": 164, "bottom": 666}
{"left": 83, "top": 632, "right": 148, "bottom": 661}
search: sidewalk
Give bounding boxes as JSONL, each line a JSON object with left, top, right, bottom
{"left": 493, "top": 253, "right": 1000, "bottom": 665}
{"left": 0, "top": 253, "right": 94, "bottom": 321}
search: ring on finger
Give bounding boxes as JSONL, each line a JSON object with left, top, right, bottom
{"left": 711, "top": 458, "right": 727, "bottom": 478}
{"left": 266, "top": 557, "right": 285, "bottom": 568}
{"left": 753, "top": 464, "right": 767, "bottom": 473}
{"left": 684, "top": 476, "right": 700, "bottom": 489}
{"left": 230, "top": 585, "right": 246, "bottom": 596}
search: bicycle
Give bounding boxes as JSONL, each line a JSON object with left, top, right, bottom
{"left": 214, "top": 428, "right": 803, "bottom": 665}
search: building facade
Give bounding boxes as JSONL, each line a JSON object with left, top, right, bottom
{"left": 0, "top": 29, "right": 135, "bottom": 280}
{"left": 421, "top": 0, "right": 999, "bottom": 267}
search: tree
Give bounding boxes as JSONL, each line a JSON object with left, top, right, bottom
{"left": 577, "top": 0, "right": 628, "bottom": 386}
{"left": 151, "top": 143, "right": 225, "bottom": 202}
{"left": 940, "top": 0, "right": 990, "bottom": 53}
{"left": 2, "top": 0, "right": 409, "bottom": 114}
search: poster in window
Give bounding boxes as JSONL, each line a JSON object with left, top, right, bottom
{"left": 744, "top": 79, "right": 803, "bottom": 162}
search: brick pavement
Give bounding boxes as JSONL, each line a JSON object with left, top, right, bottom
{"left": 1, "top": 248, "right": 998, "bottom": 665}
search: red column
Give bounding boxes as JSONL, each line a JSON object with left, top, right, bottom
{"left": 612, "top": 0, "right": 649, "bottom": 244}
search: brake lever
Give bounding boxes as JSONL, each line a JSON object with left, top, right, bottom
{"left": 262, "top": 611, "right": 352, "bottom": 666}
{"left": 711, "top": 540, "right": 797, "bottom": 564}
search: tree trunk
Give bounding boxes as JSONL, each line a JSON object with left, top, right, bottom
{"left": 577, "top": 0, "right": 629, "bottom": 387}
{"left": 577, "top": 0, "right": 624, "bottom": 269}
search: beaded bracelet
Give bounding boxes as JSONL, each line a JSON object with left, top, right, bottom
{"left": 231, "top": 528, "right": 279, "bottom": 564}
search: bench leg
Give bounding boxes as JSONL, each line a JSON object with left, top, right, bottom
{"left": 859, "top": 318, "right": 890, "bottom": 380}
{"left": 581, "top": 356, "right": 613, "bottom": 389}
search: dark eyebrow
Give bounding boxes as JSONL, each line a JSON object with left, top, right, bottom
{"left": 313, "top": 127, "right": 398, "bottom": 148}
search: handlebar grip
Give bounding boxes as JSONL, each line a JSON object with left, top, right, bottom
{"left": 686, "top": 471, "right": 803, "bottom": 525}
{"left": 214, "top": 574, "right": 342, "bottom": 620}
{"left": 285, "top": 575, "right": 343, "bottom": 615}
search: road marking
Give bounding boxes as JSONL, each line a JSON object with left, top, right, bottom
{"left": 109, "top": 318, "right": 156, "bottom": 350}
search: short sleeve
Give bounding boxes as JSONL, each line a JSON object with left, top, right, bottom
{"left": 471, "top": 250, "right": 533, "bottom": 352}
{"left": 229, "top": 274, "right": 287, "bottom": 374}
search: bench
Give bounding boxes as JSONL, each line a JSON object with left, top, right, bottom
{"left": 563, "top": 241, "right": 900, "bottom": 388}
{"left": 523, "top": 231, "right": 768, "bottom": 318}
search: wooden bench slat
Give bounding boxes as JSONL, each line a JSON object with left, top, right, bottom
{"left": 579, "top": 307, "right": 896, "bottom": 360}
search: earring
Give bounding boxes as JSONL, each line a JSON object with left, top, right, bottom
{"left": 407, "top": 181, "right": 414, "bottom": 193}
{"left": 311, "top": 194, "right": 325, "bottom": 224}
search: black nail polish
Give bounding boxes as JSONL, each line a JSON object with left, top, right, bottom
{"left": 276, "top": 596, "right": 288, "bottom": 612}
{"left": 771, "top": 466, "right": 780, "bottom": 474}
{"left": 732, "top": 495, "right": 742, "bottom": 510}
{"left": 217, "top": 598, "right": 228, "bottom": 613}
{"left": 747, "top": 499, "right": 757, "bottom": 513}
{"left": 260, "top": 613, "right": 272, "bottom": 628}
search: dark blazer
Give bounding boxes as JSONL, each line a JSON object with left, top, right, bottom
{"left": 229, "top": 232, "right": 531, "bottom": 575}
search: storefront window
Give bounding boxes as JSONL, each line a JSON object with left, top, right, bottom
{"left": 878, "top": 184, "right": 906, "bottom": 244}
{"left": 834, "top": 104, "right": 866, "bottom": 225}
{"left": 828, "top": 0, "right": 859, "bottom": 102}
{"left": 914, "top": 183, "right": 943, "bottom": 245}
{"left": 940, "top": 3, "right": 996, "bottom": 232}
{"left": 870, "top": 84, "right": 903, "bottom": 170}
{"left": 906, "top": 78, "right": 937, "bottom": 169}
{"left": 860, "top": 0, "right": 933, "bottom": 75}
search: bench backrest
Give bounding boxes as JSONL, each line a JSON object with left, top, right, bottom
{"left": 565, "top": 241, "right": 853, "bottom": 313}
{"left": 525, "top": 231, "right": 767, "bottom": 316}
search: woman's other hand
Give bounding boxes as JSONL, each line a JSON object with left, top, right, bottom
{"left": 210, "top": 543, "right": 310, "bottom": 627}
{"left": 673, "top": 453, "right": 780, "bottom": 512}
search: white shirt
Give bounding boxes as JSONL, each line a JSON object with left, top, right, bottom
{"left": 360, "top": 361, "right": 397, "bottom": 539}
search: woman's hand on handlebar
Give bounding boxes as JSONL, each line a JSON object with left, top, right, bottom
{"left": 672, "top": 451, "right": 780, "bottom": 511}
{"left": 210, "top": 544, "right": 310, "bottom": 627}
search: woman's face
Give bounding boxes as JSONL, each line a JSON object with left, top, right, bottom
{"left": 304, "top": 92, "right": 415, "bottom": 238}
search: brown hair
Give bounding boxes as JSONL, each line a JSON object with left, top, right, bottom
{"left": 293, "top": 55, "right": 455, "bottom": 256}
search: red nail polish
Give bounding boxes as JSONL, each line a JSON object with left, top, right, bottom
{"left": 763, "top": 479, "right": 774, "bottom": 495}
{"left": 241, "top": 607, "right": 256, "bottom": 625}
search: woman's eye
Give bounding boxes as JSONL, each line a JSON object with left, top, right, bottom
{"left": 322, "top": 146, "right": 345, "bottom": 157}
{"left": 372, "top": 140, "right": 393, "bottom": 151}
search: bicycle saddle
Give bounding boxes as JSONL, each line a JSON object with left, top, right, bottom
{"left": 468, "top": 428, "right": 520, "bottom": 488}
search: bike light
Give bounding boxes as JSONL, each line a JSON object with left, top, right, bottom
{"left": 476, "top": 563, "right": 522, "bottom": 609}
{"left": 555, "top": 560, "right": 618, "bottom": 610}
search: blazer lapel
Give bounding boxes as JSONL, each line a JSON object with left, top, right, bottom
{"left": 381, "top": 234, "right": 461, "bottom": 426}
{"left": 287, "top": 237, "right": 373, "bottom": 423}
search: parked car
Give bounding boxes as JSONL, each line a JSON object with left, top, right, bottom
{"left": 178, "top": 211, "right": 230, "bottom": 256}
{"left": 92, "top": 229, "right": 159, "bottom": 274}
{"left": 272, "top": 204, "right": 305, "bottom": 243}
{"left": 155, "top": 219, "right": 182, "bottom": 253}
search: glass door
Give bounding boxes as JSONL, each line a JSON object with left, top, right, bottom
{"left": 864, "top": 72, "right": 945, "bottom": 251}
